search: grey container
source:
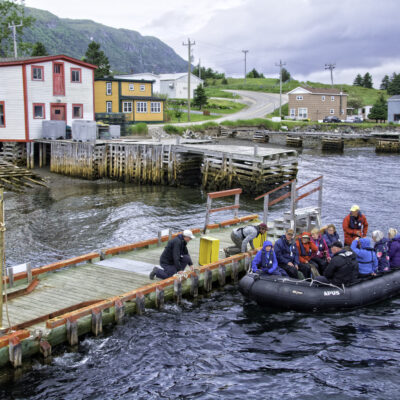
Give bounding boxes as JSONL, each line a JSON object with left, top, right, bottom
{"left": 72, "top": 120, "right": 97, "bottom": 142}
{"left": 109, "top": 125, "right": 121, "bottom": 139}
{"left": 42, "top": 120, "right": 66, "bottom": 140}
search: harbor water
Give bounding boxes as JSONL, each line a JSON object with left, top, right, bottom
{"left": 0, "top": 146, "right": 399, "bottom": 399}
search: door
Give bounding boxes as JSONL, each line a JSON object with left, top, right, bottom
{"left": 50, "top": 104, "right": 66, "bottom": 120}
{"left": 53, "top": 62, "right": 65, "bottom": 95}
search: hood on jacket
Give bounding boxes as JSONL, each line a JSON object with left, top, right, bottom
{"left": 262, "top": 240, "right": 273, "bottom": 250}
{"left": 359, "top": 237, "right": 372, "bottom": 249}
{"left": 393, "top": 234, "right": 400, "bottom": 242}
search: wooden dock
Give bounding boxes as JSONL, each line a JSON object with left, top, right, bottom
{"left": 33, "top": 139, "right": 298, "bottom": 195}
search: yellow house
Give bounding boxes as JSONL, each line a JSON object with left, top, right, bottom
{"left": 94, "top": 78, "right": 165, "bottom": 123}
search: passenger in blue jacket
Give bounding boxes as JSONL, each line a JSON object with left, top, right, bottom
{"left": 322, "top": 224, "right": 340, "bottom": 257}
{"left": 372, "top": 230, "right": 390, "bottom": 272}
{"left": 251, "top": 240, "right": 288, "bottom": 276}
{"left": 351, "top": 237, "right": 378, "bottom": 277}
{"left": 274, "top": 228, "right": 303, "bottom": 279}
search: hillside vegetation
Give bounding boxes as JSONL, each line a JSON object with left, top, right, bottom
{"left": 22, "top": 7, "right": 187, "bottom": 74}
{"left": 206, "top": 78, "right": 386, "bottom": 106}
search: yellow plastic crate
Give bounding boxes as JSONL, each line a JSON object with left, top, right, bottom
{"left": 199, "top": 236, "right": 220, "bottom": 265}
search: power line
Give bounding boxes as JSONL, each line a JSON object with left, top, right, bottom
{"left": 275, "top": 59, "right": 286, "bottom": 119}
{"left": 183, "top": 38, "right": 195, "bottom": 122}
{"left": 242, "top": 50, "right": 249, "bottom": 80}
{"left": 325, "top": 63, "right": 336, "bottom": 87}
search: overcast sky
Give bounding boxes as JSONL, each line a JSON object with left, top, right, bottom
{"left": 25, "top": 0, "right": 400, "bottom": 87}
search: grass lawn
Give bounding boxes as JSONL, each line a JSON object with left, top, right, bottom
{"left": 205, "top": 99, "right": 247, "bottom": 114}
{"left": 204, "top": 87, "right": 238, "bottom": 98}
{"left": 167, "top": 112, "right": 220, "bottom": 123}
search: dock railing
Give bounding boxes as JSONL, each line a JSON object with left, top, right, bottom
{"left": 254, "top": 176, "right": 323, "bottom": 232}
{"left": 204, "top": 188, "right": 242, "bottom": 233}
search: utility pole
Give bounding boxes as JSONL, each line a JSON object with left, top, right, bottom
{"left": 275, "top": 59, "right": 286, "bottom": 119}
{"left": 183, "top": 38, "right": 195, "bottom": 122}
{"left": 198, "top": 59, "right": 201, "bottom": 79}
{"left": 325, "top": 63, "right": 336, "bottom": 87}
{"left": 8, "top": 21, "right": 23, "bottom": 58}
{"left": 242, "top": 50, "right": 248, "bottom": 81}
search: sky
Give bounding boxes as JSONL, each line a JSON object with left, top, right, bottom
{"left": 24, "top": 0, "right": 400, "bottom": 87}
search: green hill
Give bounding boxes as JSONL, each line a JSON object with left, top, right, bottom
{"left": 22, "top": 7, "right": 187, "bottom": 74}
{"left": 207, "top": 78, "right": 385, "bottom": 106}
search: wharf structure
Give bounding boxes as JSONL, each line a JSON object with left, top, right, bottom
{"left": 31, "top": 139, "right": 298, "bottom": 195}
{"left": 0, "top": 178, "right": 323, "bottom": 369}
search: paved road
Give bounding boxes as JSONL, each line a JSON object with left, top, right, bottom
{"left": 150, "top": 90, "right": 288, "bottom": 129}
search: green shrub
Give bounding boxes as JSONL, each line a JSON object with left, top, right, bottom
{"left": 128, "top": 123, "right": 148, "bottom": 135}
{"left": 164, "top": 124, "right": 181, "bottom": 135}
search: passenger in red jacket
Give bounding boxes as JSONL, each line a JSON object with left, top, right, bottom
{"left": 342, "top": 205, "right": 368, "bottom": 246}
{"left": 296, "top": 232, "right": 318, "bottom": 278}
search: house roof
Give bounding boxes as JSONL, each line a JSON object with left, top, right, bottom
{"left": 159, "top": 73, "right": 202, "bottom": 81}
{"left": 0, "top": 55, "right": 97, "bottom": 69}
{"left": 287, "top": 86, "right": 348, "bottom": 95}
{"left": 96, "top": 77, "right": 155, "bottom": 83}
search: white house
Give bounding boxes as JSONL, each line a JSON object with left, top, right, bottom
{"left": 114, "top": 72, "right": 203, "bottom": 99}
{"left": 0, "top": 55, "right": 97, "bottom": 141}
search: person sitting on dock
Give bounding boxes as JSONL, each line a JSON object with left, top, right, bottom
{"left": 274, "top": 228, "right": 304, "bottom": 279}
{"left": 388, "top": 230, "right": 400, "bottom": 269}
{"left": 314, "top": 241, "right": 359, "bottom": 286}
{"left": 372, "top": 230, "right": 390, "bottom": 273}
{"left": 295, "top": 232, "right": 317, "bottom": 278}
{"left": 150, "top": 230, "right": 195, "bottom": 280}
{"left": 351, "top": 237, "right": 378, "bottom": 278}
{"left": 251, "top": 240, "right": 288, "bottom": 276}
{"left": 224, "top": 223, "right": 267, "bottom": 257}
{"left": 343, "top": 205, "right": 368, "bottom": 246}
{"left": 322, "top": 224, "right": 340, "bottom": 256}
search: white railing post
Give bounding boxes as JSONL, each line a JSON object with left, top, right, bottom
{"left": 234, "top": 193, "right": 240, "bottom": 219}
{"left": 263, "top": 194, "right": 269, "bottom": 225}
{"left": 318, "top": 176, "right": 323, "bottom": 212}
{"left": 290, "top": 180, "right": 297, "bottom": 233}
{"left": 204, "top": 195, "right": 212, "bottom": 233}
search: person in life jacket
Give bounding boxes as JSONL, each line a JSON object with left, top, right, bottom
{"left": 315, "top": 241, "right": 359, "bottom": 286}
{"left": 388, "top": 231, "right": 400, "bottom": 269}
{"left": 251, "top": 240, "right": 288, "bottom": 276}
{"left": 310, "top": 227, "right": 331, "bottom": 274}
{"left": 351, "top": 237, "right": 378, "bottom": 277}
{"left": 372, "top": 230, "right": 390, "bottom": 272}
{"left": 224, "top": 223, "right": 267, "bottom": 257}
{"left": 295, "top": 232, "right": 318, "bottom": 278}
{"left": 342, "top": 205, "right": 368, "bottom": 246}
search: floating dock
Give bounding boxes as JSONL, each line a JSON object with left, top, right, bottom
{"left": 32, "top": 139, "right": 298, "bottom": 195}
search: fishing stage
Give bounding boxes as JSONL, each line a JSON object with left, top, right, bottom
{"left": 0, "top": 178, "right": 323, "bottom": 369}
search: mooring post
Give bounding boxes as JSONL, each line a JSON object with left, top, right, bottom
{"left": 9, "top": 336, "right": 22, "bottom": 368}
{"left": 204, "top": 269, "right": 213, "bottom": 292}
{"left": 91, "top": 308, "right": 103, "bottom": 336}
{"left": 174, "top": 278, "right": 182, "bottom": 304}
{"left": 66, "top": 318, "right": 78, "bottom": 346}
{"left": 155, "top": 287, "right": 164, "bottom": 310}
{"left": 39, "top": 340, "right": 52, "bottom": 359}
{"left": 114, "top": 299, "right": 125, "bottom": 324}
{"left": 231, "top": 260, "right": 239, "bottom": 283}
{"left": 218, "top": 265, "right": 226, "bottom": 287}
{"left": 190, "top": 273, "right": 199, "bottom": 298}
{"left": 136, "top": 293, "right": 145, "bottom": 315}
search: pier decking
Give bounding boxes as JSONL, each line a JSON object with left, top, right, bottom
{"left": 32, "top": 138, "right": 298, "bottom": 195}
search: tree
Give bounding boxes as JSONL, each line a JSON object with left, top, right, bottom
{"left": 172, "top": 102, "right": 183, "bottom": 122}
{"left": 0, "top": 0, "right": 35, "bottom": 57}
{"left": 31, "top": 42, "right": 48, "bottom": 56}
{"left": 388, "top": 73, "right": 400, "bottom": 95}
{"left": 83, "top": 41, "right": 111, "bottom": 79}
{"left": 193, "top": 84, "right": 208, "bottom": 110}
{"left": 347, "top": 95, "right": 363, "bottom": 114}
{"left": 362, "top": 72, "right": 373, "bottom": 88}
{"left": 353, "top": 74, "right": 363, "bottom": 86}
{"left": 246, "top": 68, "right": 263, "bottom": 78}
{"left": 380, "top": 75, "right": 390, "bottom": 90}
{"left": 281, "top": 68, "right": 291, "bottom": 82}
{"left": 368, "top": 93, "right": 387, "bottom": 122}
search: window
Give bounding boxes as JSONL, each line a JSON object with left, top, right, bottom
{"left": 321, "top": 95, "right": 325, "bottom": 101}
{"left": 330, "top": 109, "right": 335, "bottom": 114}
{"left": 123, "top": 101, "right": 133, "bottom": 113}
{"left": 151, "top": 102, "right": 161, "bottom": 113}
{"left": 71, "top": 68, "right": 81, "bottom": 83}
{"left": 296, "top": 95, "right": 303, "bottom": 101}
{"left": 129, "top": 84, "right": 134, "bottom": 91}
{"left": 140, "top": 85, "right": 145, "bottom": 92}
{"left": 298, "top": 108, "right": 308, "bottom": 118}
{"left": 290, "top": 108, "right": 296, "bottom": 117}
{"left": 136, "top": 102, "right": 147, "bottom": 113}
{"left": 331, "top": 96, "right": 335, "bottom": 101}
{"left": 106, "top": 101, "right": 112, "bottom": 113}
{"left": 33, "top": 103, "right": 45, "bottom": 119}
{"left": 0, "top": 102, "right": 5, "bottom": 127}
{"left": 72, "top": 104, "right": 83, "bottom": 119}
{"left": 32, "top": 65, "right": 44, "bottom": 81}
{"left": 106, "top": 82, "right": 112, "bottom": 95}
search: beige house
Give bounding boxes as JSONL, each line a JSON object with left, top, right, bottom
{"left": 287, "top": 87, "right": 348, "bottom": 121}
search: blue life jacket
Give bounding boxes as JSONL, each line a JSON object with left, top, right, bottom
{"left": 259, "top": 249, "right": 274, "bottom": 269}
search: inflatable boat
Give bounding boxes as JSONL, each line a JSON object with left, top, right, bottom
{"left": 239, "top": 270, "right": 400, "bottom": 312}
